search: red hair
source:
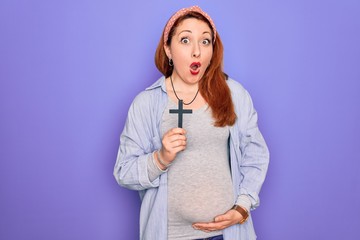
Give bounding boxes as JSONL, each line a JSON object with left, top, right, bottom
{"left": 155, "top": 12, "right": 236, "bottom": 127}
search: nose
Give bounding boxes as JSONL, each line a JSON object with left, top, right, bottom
{"left": 192, "top": 43, "right": 201, "bottom": 58}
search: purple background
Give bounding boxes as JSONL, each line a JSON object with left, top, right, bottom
{"left": 1, "top": 0, "right": 359, "bottom": 239}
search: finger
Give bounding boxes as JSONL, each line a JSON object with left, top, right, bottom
{"left": 170, "top": 139, "right": 187, "bottom": 148}
{"left": 193, "top": 226, "right": 210, "bottom": 233}
{"left": 167, "top": 134, "right": 186, "bottom": 143}
{"left": 163, "top": 138, "right": 186, "bottom": 150}
{"left": 193, "top": 222, "right": 227, "bottom": 232}
{"left": 167, "top": 128, "right": 186, "bottom": 136}
{"left": 192, "top": 222, "right": 209, "bottom": 228}
{"left": 162, "top": 132, "right": 186, "bottom": 146}
{"left": 214, "top": 213, "right": 231, "bottom": 222}
{"left": 171, "top": 145, "right": 186, "bottom": 153}
{"left": 162, "top": 136, "right": 186, "bottom": 153}
{"left": 205, "top": 223, "right": 229, "bottom": 231}
{"left": 193, "top": 222, "right": 217, "bottom": 229}
{"left": 193, "top": 223, "right": 212, "bottom": 232}
{"left": 173, "top": 127, "right": 186, "bottom": 134}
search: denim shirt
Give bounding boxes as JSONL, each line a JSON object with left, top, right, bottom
{"left": 114, "top": 76, "right": 269, "bottom": 240}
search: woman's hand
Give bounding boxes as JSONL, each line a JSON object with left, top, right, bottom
{"left": 192, "top": 209, "right": 243, "bottom": 232}
{"left": 156, "top": 128, "right": 187, "bottom": 168}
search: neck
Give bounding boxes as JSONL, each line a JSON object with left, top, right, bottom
{"left": 170, "top": 75, "right": 199, "bottom": 94}
{"left": 169, "top": 75, "right": 200, "bottom": 106}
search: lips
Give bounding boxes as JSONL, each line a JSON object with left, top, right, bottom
{"left": 190, "top": 62, "right": 201, "bottom": 75}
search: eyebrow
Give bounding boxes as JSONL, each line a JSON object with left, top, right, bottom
{"left": 178, "top": 30, "right": 192, "bottom": 35}
{"left": 178, "top": 30, "right": 212, "bottom": 36}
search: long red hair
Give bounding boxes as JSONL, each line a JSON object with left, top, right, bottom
{"left": 155, "top": 12, "right": 236, "bottom": 127}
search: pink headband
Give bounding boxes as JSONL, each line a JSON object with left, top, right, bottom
{"left": 163, "top": 6, "right": 217, "bottom": 45}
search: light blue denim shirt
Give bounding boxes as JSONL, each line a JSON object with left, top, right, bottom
{"left": 114, "top": 76, "right": 269, "bottom": 240}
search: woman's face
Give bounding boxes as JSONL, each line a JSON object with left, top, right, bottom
{"left": 165, "top": 18, "right": 213, "bottom": 85}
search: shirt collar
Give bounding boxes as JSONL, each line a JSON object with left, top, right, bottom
{"left": 145, "top": 76, "right": 167, "bottom": 93}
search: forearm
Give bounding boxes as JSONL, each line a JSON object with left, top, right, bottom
{"left": 235, "top": 194, "right": 252, "bottom": 212}
{"left": 147, "top": 151, "right": 167, "bottom": 182}
{"left": 114, "top": 151, "right": 160, "bottom": 191}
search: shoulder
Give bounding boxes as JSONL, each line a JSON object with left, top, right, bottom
{"left": 127, "top": 76, "right": 166, "bottom": 119}
{"left": 226, "top": 77, "right": 246, "bottom": 93}
{"left": 226, "top": 77, "right": 253, "bottom": 106}
{"left": 131, "top": 76, "right": 165, "bottom": 108}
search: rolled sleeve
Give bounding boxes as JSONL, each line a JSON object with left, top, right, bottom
{"left": 113, "top": 92, "right": 161, "bottom": 191}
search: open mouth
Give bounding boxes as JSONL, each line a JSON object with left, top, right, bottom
{"left": 190, "top": 62, "right": 201, "bottom": 75}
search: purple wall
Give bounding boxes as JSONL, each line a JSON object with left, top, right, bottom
{"left": 1, "top": 1, "right": 359, "bottom": 239}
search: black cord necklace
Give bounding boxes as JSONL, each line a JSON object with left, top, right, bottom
{"left": 170, "top": 75, "right": 199, "bottom": 105}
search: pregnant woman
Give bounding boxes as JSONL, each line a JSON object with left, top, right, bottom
{"left": 114, "top": 6, "right": 269, "bottom": 240}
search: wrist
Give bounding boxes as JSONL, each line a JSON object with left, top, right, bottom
{"left": 231, "top": 205, "right": 249, "bottom": 224}
{"left": 156, "top": 150, "right": 172, "bottom": 169}
{"left": 151, "top": 152, "right": 168, "bottom": 173}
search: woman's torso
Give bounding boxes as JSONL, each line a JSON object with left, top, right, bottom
{"left": 161, "top": 98, "right": 234, "bottom": 240}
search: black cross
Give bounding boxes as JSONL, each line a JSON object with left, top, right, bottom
{"left": 169, "top": 100, "right": 192, "bottom": 128}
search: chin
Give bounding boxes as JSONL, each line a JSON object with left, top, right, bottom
{"left": 189, "top": 73, "right": 204, "bottom": 82}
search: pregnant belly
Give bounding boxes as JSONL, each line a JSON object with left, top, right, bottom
{"left": 168, "top": 177, "right": 234, "bottom": 223}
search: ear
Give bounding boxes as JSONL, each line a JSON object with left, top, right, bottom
{"left": 164, "top": 44, "right": 172, "bottom": 60}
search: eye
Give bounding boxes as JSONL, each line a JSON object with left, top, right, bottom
{"left": 181, "top": 37, "right": 190, "bottom": 44}
{"left": 202, "top": 39, "right": 211, "bottom": 45}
